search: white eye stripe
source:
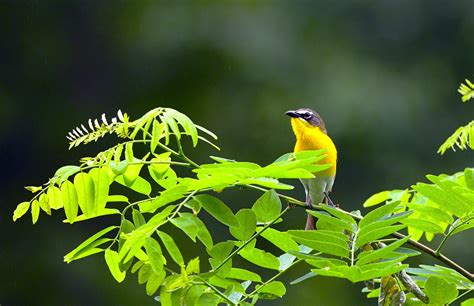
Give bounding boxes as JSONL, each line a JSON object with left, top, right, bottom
{"left": 299, "top": 112, "right": 313, "bottom": 119}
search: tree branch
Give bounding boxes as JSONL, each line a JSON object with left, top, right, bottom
{"left": 245, "top": 185, "right": 474, "bottom": 282}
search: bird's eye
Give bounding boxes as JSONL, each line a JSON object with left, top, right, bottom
{"left": 302, "top": 112, "right": 312, "bottom": 119}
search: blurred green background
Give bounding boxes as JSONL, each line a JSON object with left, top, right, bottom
{"left": 1, "top": 1, "right": 473, "bottom": 305}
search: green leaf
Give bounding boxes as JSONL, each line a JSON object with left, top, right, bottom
{"left": 74, "top": 172, "right": 95, "bottom": 215}
{"left": 148, "top": 153, "right": 172, "bottom": 182}
{"left": 401, "top": 218, "right": 444, "bottom": 233}
{"left": 363, "top": 191, "right": 390, "bottom": 207}
{"left": 408, "top": 203, "right": 453, "bottom": 224}
{"left": 123, "top": 161, "right": 143, "bottom": 187}
{"left": 146, "top": 269, "right": 166, "bottom": 296}
{"left": 196, "top": 293, "right": 221, "bottom": 306}
{"left": 309, "top": 211, "right": 355, "bottom": 232}
{"left": 144, "top": 237, "right": 165, "bottom": 275}
{"left": 259, "top": 228, "right": 299, "bottom": 253}
{"left": 171, "top": 216, "right": 199, "bottom": 242}
{"left": 38, "top": 193, "right": 51, "bottom": 215}
{"left": 356, "top": 225, "right": 407, "bottom": 247}
{"left": 126, "top": 205, "right": 175, "bottom": 238}
{"left": 290, "top": 271, "right": 316, "bottom": 285}
{"left": 209, "top": 257, "right": 232, "bottom": 278}
{"left": 228, "top": 268, "right": 262, "bottom": 283}
{"left": 64, "top": 226, "right": 118, "bottom": 263}
{"left": 257, "top": 281, "right": 286, "bottom": 298}
{"left": 132, "top": 209, "right": 146, "bottom": 227}
{"left": 47, "top": 186, "right": 64, "bottom": 210}
{"left": 150, "top": 120, "right": 164, "bottom": 152}
{"left": 13, "top": 201, "right": 30, "bottom": 222}
{"left": 230, "top": 209, "right": 257, "bottom": 241}
{"left": 166, "top": 108, "right": 199, "bottom": 146}
{"left": 288, "top": 230, "right": 349, "bottom": 258}
{"left": 139, "top": 185, "right": 187, "bottom": 213}
{"left": 358, "top": 211, "right": 412, "bottom": 236}
{"left": 449, "top": 217, "right": 474, "bottom": 235}
{"left": 246, "top": 179, "right": 294, "bottom": 190}
{"left": 68, "top": 239, "right": 109, "bottom": 261}
{"left": 115, "top": 175, "right": 151, "bottom": 196}
{"left": 194, "top": 194, "right": 238, "bottom": 227}
{"left": 72, "top": 208, "right": 120, "bottom": 222}
{"left": 160, "top": 112, "right": 181, "bottom": 142}
{"left": 407, "top": 265, "right": 472, "bottom": 288}
{"left": 25, "top": 185, "right": 42, "bottom": 193}
{"left": 61, "top": 180, "right": 79, "bottom": 223}
{"left": 157, "top": 230, "right": 184, "bottom": 266}
{"left": 356, "top": 236, "right": 411, "bottom": 265}
{"left": 464, "top": 168, "right": 474, "bottom": 189}
{"left": 119, "top": 235, "right": 146, "bottom": 264}
{"left": 186, "top": 257, "right": 200, "bottom": 275}
{"left": 461, "top": 298, "right": 474, "bottom": 306}
{"left": 320, "top": 205, "right": 358, "bottom": 226}
{"left": 52, "top": 165, "right": 81, "bottom": 184}
{"left": 414, "top": 183, "right": 470, "bottom": 216}
{"left": 252, "top": 190, "right": 282, "bottom": 223}
{"left": 138, "top": 264, "right": 151, "bottom": 284}
{"left": 89, "top": 168, "right": 110, "bottom": 213}
{"left": 104, "top": 249, "right": 126, "bottom": 282}
{"left": 182, "top": 213, "right": 213, "bottom": 248}
{"left": 239, "top": 246, "right": 280, "bottom": 270}
{"left": 359, "top": 201, "right": 401, "bottom": 228}
{"left": 185, "top": 285, "right": 206, "bottom": 306}
{"left": 31, "top": 200, "right": 40, "bottom": 224}
{"left": 424, "top": 276, "right": 458, "bottom": 304}
{"left": 107, "top": 195, "right": 129, "bottom": 203}
{"left": 110, "top": 160, "right": 128, "bottom": 175}
{"left": 309, "top": 258, "right": 407, "bottom": 282}
{"left": 207, "top": 241, "right": 234, "bottom": 260}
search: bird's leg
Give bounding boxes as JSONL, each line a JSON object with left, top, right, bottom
{"left": 305, "top": 188, "right": 313, "bottom": 210}
{"left": 323, "top": 192, "right": 337, "bottom": 208}
{"left": 305, "top": 189, "right": 315, "bottom": 230}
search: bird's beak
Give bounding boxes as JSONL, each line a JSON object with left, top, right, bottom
{"left": 285, "top": 110, "right": 299, "bottom": 118}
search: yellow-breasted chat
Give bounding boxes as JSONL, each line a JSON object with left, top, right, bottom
{"left": 286, "top": 108, "right": 338, "bottom": 230}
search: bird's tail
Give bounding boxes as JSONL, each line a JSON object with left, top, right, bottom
{"left": 305, "top": 214, "right": 315, "bottom": 230}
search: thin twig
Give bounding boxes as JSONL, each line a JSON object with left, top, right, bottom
{"left": 242, "top": 259, "right": 303, "bottom": 301}
{"left": 435, "top": 216, "right": 474, "bottom": 255}
{"left": 210, "top": 206, "right": 291, "bottom": 273}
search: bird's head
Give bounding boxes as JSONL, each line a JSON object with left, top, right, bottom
{"left": 286, "top": 108, "right": 327, "bottom": 135}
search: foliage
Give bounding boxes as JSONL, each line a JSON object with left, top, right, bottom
{"left": 438, "top": 79, "right": 474, "bottom": 155}
{"left": 14, "top": 81, "right": 474, "bottom": 305}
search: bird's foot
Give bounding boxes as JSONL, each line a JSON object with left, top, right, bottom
{"left": 324, "top": 192, "right": 337, "bottom": 208}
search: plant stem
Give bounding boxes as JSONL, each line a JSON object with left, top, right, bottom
{"left": 435, "top": 216, "right": 473, "bottom": 255}
{"left": 193, "top": 279, "right": 236, "bottom": 305}
{"left": 210, "top": 206, "right": 291, "bottom": 273}
{"left": 168, "top": 190, "right": 198, "bottom": 221}
{"left": 241, "top": 258, "right": 303, "bottom": 301}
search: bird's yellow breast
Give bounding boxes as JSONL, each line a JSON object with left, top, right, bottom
{"left": 291, "top": 118, "right": 337, "bottom": 176}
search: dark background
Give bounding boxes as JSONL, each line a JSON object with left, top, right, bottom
{"left": 1, "top": 1, "right": 473, "bottom": 305}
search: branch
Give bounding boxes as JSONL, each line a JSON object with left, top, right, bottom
{"left": 246, "top": 185, "right": 474, "bottom": 282}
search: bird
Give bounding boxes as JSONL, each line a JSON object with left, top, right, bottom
{"left": 286, "top": 108, "right": 338, "bottom": 230}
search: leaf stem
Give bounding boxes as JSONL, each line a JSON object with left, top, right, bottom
{"left": 193, "top": 279, "right": 237, "bottom": 305}
{"left": 435, "top": 216, "right": 473, "bottom": 255}
{"left": 241, "top": 258, "right": 303, "bottom": 301}
{"left": 168, "top": 190, "right": 198, "bottom": 221}
{"left": 210, "top": 206, "right": 291, "bottom": 273}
